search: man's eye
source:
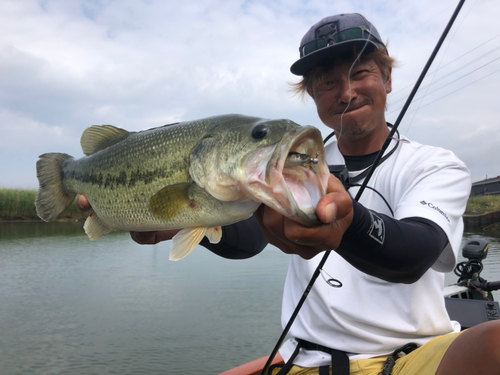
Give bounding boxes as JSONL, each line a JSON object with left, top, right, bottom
{"left": 353, "top": 70, "right": 368, "bottom": 77}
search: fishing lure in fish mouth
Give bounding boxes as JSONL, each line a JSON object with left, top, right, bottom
{"left": 285, "top": 151, "right": 319, "bottom": 167}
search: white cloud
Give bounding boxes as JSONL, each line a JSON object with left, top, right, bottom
{"left": 0, "top": 110, "right": 67, "bottom": 148}
{"left": 1, "top": 0, "right": 500, "bottom": 188}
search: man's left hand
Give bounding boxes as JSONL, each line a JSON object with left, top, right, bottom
{"left": 255, "top": 174, "right": 353, "bottom": 259}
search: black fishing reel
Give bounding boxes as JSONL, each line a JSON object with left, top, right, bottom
{"left": 329, "top": 165, "right": 351, "bottom": 190}
{"left": 454, "top": 239, "right": 500, "bottom": 301}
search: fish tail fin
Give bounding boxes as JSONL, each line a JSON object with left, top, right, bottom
{"left": 35, "top": 153, "right": 76, "bottom": 222}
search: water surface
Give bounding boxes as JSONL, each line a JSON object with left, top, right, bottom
{"left": 1, "top": 222, "right": 499, "bottom": 374}
{"left": 1, "top": 222, "right": 288, "bottom": 374}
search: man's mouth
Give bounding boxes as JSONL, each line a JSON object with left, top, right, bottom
{"left": 333, "top": 99, "right": 369, "bottom": 115}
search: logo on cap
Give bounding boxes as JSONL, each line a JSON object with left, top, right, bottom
{"left": 316, "top": 21, "right": 339, "bottom": 46}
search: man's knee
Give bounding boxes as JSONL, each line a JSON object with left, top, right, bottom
{"left": 437, "top": 321, "right": 500, "bottom": 374}
{"left": 476, "top": 320, "right": 500, "bottom": 359}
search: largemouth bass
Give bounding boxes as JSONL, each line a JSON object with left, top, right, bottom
{"left": 35, "top": 114, "right": 329, "bottom": 260}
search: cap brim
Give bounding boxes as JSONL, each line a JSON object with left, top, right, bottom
{"left": 290, "top": 39, "right": 380, "bottom": 76}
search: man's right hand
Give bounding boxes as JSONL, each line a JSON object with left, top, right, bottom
{"left": 76, "top": 195, "right": 180, "bottom": 245}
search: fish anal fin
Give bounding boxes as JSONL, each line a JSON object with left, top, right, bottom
{"left": 169, "top": 227, "right": 208, "bottom": 261}
{"left": 81, "top": 125, "right": 130, "bottom": 156}
{"left": 149, "top": 183, "right": 193, "bottom": 221}
{"left": 205, "top": 226, "right": 222, "bottom": 244}
{"left": 83, "top": 211, "right": 113, "bottom": 240}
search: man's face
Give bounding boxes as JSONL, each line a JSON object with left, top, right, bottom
{"left": 310, "top": 58, "right": 392, "bottom": 145}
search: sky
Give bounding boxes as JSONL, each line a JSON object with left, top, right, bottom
{"left": 1, "top": 0, "right": 499, "bottom": 189}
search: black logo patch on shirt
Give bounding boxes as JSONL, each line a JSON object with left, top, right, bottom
{"left": 368, "top": 211, "right": 385, "bottom": 245}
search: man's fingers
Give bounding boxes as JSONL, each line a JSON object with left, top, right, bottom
{"left": 130, "top": 230, "right": 180, "bottom": 245}
{"left": 322, "top": 202, "right": 338, "bottom": 223}
{"left": 316, "top": 175, "right": 353, "bottom": 224}
{"left": 76, "top": 195, "right": 92, "bottom": 211}
{"left": 130, "top": 231, "right": 161, "bottom": 245}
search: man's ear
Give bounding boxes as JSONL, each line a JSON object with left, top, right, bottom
{"left": 385, "top": 67, "right": 392, "bottom": 94}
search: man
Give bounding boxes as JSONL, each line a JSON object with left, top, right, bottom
{"left": 78, "top": 13, "right": 500, "bottom": 374}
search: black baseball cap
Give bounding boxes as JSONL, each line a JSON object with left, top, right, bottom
{"left": 290, "top": 13, "right": 386, "bottom": 76}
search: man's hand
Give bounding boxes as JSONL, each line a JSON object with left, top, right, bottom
{"left": 76, "top": 195, "right": 180, "bottom": 245}
{"left": 128, "top": 229, "right": 180, "bottom": 245}
{"left": 76, "top": 195, "right": 93, "bottom": 212}
{"left": 254, "top": 174, "right": 353, "bottom": 259}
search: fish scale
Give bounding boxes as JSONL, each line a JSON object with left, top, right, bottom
{"left": 35, "top": 114, "right": 329, "bottom": 260}
{"left": 63, "top": 122, "right": 208, "bottom": 229}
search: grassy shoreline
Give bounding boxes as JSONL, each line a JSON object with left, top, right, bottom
{"left": 464, "top": 195, "right": 500, "bottom": 215}
{"left": 1, "top": 188, "right": 500, "bottom": 222}
{"left": 0, "top": 188, "right": 86, "bottom": 222}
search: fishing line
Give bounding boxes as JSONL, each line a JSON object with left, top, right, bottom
{"left": 327, "top": 18, "right": 376, "bottom": 146}
{"left": 355, "top": 0, "right": 465, "bottom": 201}
{"left": 390, "top": 32, "right": 500, "bottom": 100}
{"left": 389, "top": 43, "right": 500, "bottom": 107}
{"left": 258, "top": 16, "right": 374, "bottom": 375}
{"left": 388, "top": 57, "right": 500, "bottom": 115}
{"left": 259, "top": 2, "right": 466, "bottom": 374}
{"left": 392, "top": 66, "right": 500, "bottom": 114}
{"left": 403, "top": 0, "right": 474, "bottom": 137}
{"left": 337, "top": 31, "right": 373, "bottom": 143}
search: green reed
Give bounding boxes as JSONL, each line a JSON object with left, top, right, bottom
{"left": 466, "top": 195, "right": 500, "bottom": 215}
{"left": 1, "top": 188, "right": 500, "bottom": 220}
{"left": 0, "top": 188, "right": 84, "bottom": 220}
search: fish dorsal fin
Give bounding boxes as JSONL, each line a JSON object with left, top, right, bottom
{"left": 169, "top": 227, "right": 208, "bottom": 261}
{"left": 81, "top": 125, "right": 130, "bottom": 156}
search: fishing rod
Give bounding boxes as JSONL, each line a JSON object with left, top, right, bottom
{"left": 355, "top": 0, "right": 465, "bottom": 200}
{"left": 259, "top": 1, "right": 466, "bottom": 374}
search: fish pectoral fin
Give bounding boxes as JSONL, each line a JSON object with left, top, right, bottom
{"left": 169, "top": 227, "right": 208, "bottom": 261}
{"left": 149, "top": 183, "right": 196, "bottom": 221}
{"left": 205, "top": 226, "right": 222, "bottom": 244}
{"left": 81, "top": 125, "right": 130, "bottom": 156}
{"left": 83, "top": 211, "right": 113, "bottom": 240}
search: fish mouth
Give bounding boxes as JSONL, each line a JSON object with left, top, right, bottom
{"left": 261, "top": 126, "right": 329, "bottom": 226}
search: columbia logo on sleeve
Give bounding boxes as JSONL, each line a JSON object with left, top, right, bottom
{"left": 420, "top": 201, "right": 450, "bottom": 222}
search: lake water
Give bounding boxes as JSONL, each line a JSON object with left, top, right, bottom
{"left": 1, "top": 222, "right": 499, "bottom": 375}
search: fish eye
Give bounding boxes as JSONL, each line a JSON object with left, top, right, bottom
{"left": 251, "top": 124, "right": 268, "bottom": 139}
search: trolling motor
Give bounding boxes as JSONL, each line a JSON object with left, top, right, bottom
{"left": 445, "top": 238, "right": 500, "bottom": 329}
{"left": 454, "top": 238, "right": 500, "bottom": 301}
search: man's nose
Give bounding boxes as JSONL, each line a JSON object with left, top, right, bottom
{"left": 339, "top": 77, "right": 357, "bottom": 103}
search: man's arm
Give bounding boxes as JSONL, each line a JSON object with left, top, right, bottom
{"left": 335, "top": 200, "right": 448, "bottom": 283}
{"left": 200, "top": 215, "right": 268, "bottom": 259}
{"left": 256, "top": 175, "right": 448, "bottom": 284}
